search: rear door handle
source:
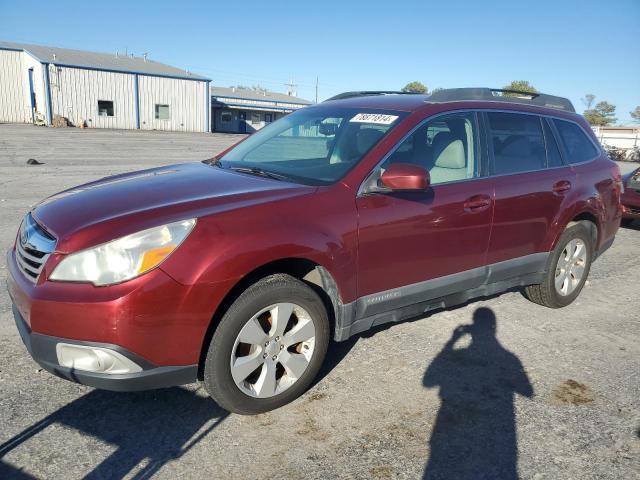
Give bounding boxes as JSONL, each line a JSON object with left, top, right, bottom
{"left": 552, "top": 180, "right": 572, "bottom": 194}
{"left": 463, "top": 194, "right": 492, "bottom": 212}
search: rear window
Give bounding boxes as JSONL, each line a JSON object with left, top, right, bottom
{"left": 488, "top": 112, "right": 545, "bottom": 175}
{"left": 553, "top": 120, "right": 599, "bottom": 164}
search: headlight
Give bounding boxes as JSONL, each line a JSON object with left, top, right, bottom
{"left": 50, "top": 219, "right": 196, "bottom": 286}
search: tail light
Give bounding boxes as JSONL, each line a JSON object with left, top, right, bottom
{"left": 611, "top": 165, "right": 624, "bottom": 217}
{"left": 612, "top": 165, "right": 623, "bottom": 195}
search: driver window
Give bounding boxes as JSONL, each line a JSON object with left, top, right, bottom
{"left": 382, "top": 112, "right": 477, "bottom": 185}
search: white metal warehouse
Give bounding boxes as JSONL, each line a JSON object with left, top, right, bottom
{"left": 0, "top": 41, "right": 210, "bottom": 132}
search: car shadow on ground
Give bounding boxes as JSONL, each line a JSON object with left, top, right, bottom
{"left": 421, "top": 307, "right": 534, "bottom": 479}
{"left": 0, "top": 386, "right": 229, "bottom": 479}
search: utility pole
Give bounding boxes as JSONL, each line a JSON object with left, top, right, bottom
{"left": 315, "top": 77, "right": 318, "bottom": 104}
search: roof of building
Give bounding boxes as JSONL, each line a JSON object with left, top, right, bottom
{"left": 210, "top": 86, "right": 312, "bottom": 105}
{"left": 0, "top": 41, "right": 209, "bottom": 81}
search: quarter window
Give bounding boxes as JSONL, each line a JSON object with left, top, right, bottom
{"left": 155, "top": 104, "right": 170, "bottom": 120}
{"left": 382, "top": 112, "right": 477, "bottom": 185}
{"left": 553, "top": 119, "right": 599, "bottom": 164}
{"left": 97, "top": 100, "right": 114, "bottom": 117}
{"left": 488, "top": 112, "right": 545, "bottom": 175}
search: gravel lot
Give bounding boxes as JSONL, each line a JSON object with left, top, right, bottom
{"left": 0, "top": 124, "right": 638, "bottom": 480}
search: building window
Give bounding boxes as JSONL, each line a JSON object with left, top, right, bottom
{"left": 155, "top": 104, "right": 170, "bottom": 120}
{"left": 251, "top": 113, "right": 262, "bottom": 124}
{"left": 97, "top": 100, "right": 114, "bottom": 117}
{"left": 265, "top": 113, "right": 273, "bottom": 123}
{"left": 221, "top": 111, "right": 233, "bottom": 123}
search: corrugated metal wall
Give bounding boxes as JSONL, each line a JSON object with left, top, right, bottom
{"left": 0, "top": 50, "right": 28, "bottom": 123}
{"left": 22, "top": 52, "right": 46, "bottom": 122}
{"left": 138, "top": 76, "right": 206, "bottom": 132}
{"left": 48, "top": 65, "right": 137, "bottom": 129}
{"left": 1, "top": 50, "right": 208, "bottom": 132}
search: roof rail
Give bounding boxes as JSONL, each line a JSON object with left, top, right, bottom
{"left": 427, "top": 88, "right": 575, "bottom": 112}
{"left": 324, "top": 91, "right": 419, "bottom": 102}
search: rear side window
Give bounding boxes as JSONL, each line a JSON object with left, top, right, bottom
{"left": 553, "top": 119, "right": 599, "bottom": 164}
{"left": 487, "top": 113, "right": 545, "bottom": 175}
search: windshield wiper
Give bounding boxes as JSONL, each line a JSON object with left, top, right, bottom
{"left": 203, "top": 157, "right": 223, "bottom": 167}
{"left": 229, "top": 166, "right": 289, "bottom": 181}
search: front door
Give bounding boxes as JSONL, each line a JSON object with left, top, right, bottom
{"left": 356, "top": 112, "right": 493, "bottom": 315}
{"left": 239, "top": 112, "right": 247, "bottom": 133}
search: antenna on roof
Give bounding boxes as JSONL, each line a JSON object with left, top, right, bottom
{"left": 143, "top": 52, "right": 148, "bottom": 62}
{"left": 285, "top": 78, "right": 297, "bottom": 97}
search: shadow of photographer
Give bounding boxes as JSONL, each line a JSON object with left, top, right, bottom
{"left": 423, "top": 307, "right": 534, "bottom": 480}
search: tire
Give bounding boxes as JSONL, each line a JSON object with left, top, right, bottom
{"left": 203, "top": 274, "right": 330, "bottom": 414}
{"left": 524, "top": 222, "right": 593, "bottom": 308}
{"left": 621, "top": 218, "right": 634, "bottom": 227}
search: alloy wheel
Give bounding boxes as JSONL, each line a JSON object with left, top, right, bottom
{"left": 554, "top": 238, "right": 587, "bottom": 296}
{"left": 229, "top": 303, "right": 316, "bottom": 398}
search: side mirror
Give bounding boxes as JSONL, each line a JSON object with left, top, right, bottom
{"left": 380, "top": 163, "right": 430, "bottom": 191}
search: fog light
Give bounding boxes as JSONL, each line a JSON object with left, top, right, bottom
{"left": 56, "top": 343, "right": 143, "bottom": 374}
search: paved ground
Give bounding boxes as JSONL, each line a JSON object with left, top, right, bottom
{"left": 0, "top": 124, "right": 638, "bottom": 480}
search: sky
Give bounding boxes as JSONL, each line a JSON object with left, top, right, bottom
{"left": 1, "top": 0, "right": 638, "bottom": 123}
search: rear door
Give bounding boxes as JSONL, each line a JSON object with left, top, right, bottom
{"left": 355, "top": 111, "right": 494, "bottom": 314}
{"left": 485, "top": 111, "right": 575, "bottom": 267}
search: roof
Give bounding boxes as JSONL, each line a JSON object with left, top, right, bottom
{"left": 210, "top": 86, "right": 311, "bottom": 105}
{"left": 321, "top": 93, "right": 429, "bottom": 111}
{"left": 321, "top": 89, "right": 582, "bottom": 118}
{"left": 0, "top": 41, "right": 209, "bottom": 81}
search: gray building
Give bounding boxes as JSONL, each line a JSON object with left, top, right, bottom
{"left": 0, "top": 41, "right": 210, "bottom": 132}
{"left": 211, "top": 86, "right": 311, "bottom": 133}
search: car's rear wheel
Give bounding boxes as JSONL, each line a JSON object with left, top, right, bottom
{"left": 524, "top": 222, "right": 593, "bottom": 308}
{"left": 203, "top": 274, "right": 329, "bottom": 414}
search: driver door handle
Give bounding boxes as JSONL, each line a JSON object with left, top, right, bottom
{"left": 463, "top": 194, "right": 492, "bottom": 212}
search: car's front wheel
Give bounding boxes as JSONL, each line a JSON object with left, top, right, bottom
{"left": 203, "top": 274, "right": 329, "bottom": 414}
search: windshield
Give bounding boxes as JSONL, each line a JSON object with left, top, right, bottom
{"left": 217, "top": 107, "right": 406, "bottom": 185}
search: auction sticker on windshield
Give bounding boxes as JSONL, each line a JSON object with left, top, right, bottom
{"left": 350, "top": 113, "right": 399, "bottom": 125}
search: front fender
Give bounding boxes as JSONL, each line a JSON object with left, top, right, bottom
{"left": 160, "top": 185, "right": 359, "bottom": 303}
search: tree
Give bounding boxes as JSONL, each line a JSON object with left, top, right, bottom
{"left": 584, "top": 101, "right": 617, "bottom": 126}
{"left": 502, "top": 80, "right": 537, "bottom": 96}
{"left": 631, "top": 106, "right": 640, "bottom": 123}
{"left": 402, "top": 81, "right": 428, "bottom": 94}
{"left": 581, "top": 94, "right": 596, "bottom": 110}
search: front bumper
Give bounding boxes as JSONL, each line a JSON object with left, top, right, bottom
{"left": 6, "top": 248, "right": 239, "bottom": 391}
{"left": 621, "top": 189, "right": 640, "bottom": 220}
{"left": 12, "top": 304, "right": 197, "bottom": 391}
{"left": 621, "top": 203, "right": 640, "bottom": 220}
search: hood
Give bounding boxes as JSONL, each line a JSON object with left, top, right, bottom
{"left": 33, "top": 162, "right": 313, "bottom": 252}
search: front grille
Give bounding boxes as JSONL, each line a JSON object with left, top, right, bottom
{"left": 628, "top": 206, "right": 640, "bottom": 215}
{"left": 15, "top": 214, "right": 56, "bottom": 283}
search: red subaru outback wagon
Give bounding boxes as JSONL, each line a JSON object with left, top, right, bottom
{"left": 7, "top": 88, "right": 622, "bottom": 414}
